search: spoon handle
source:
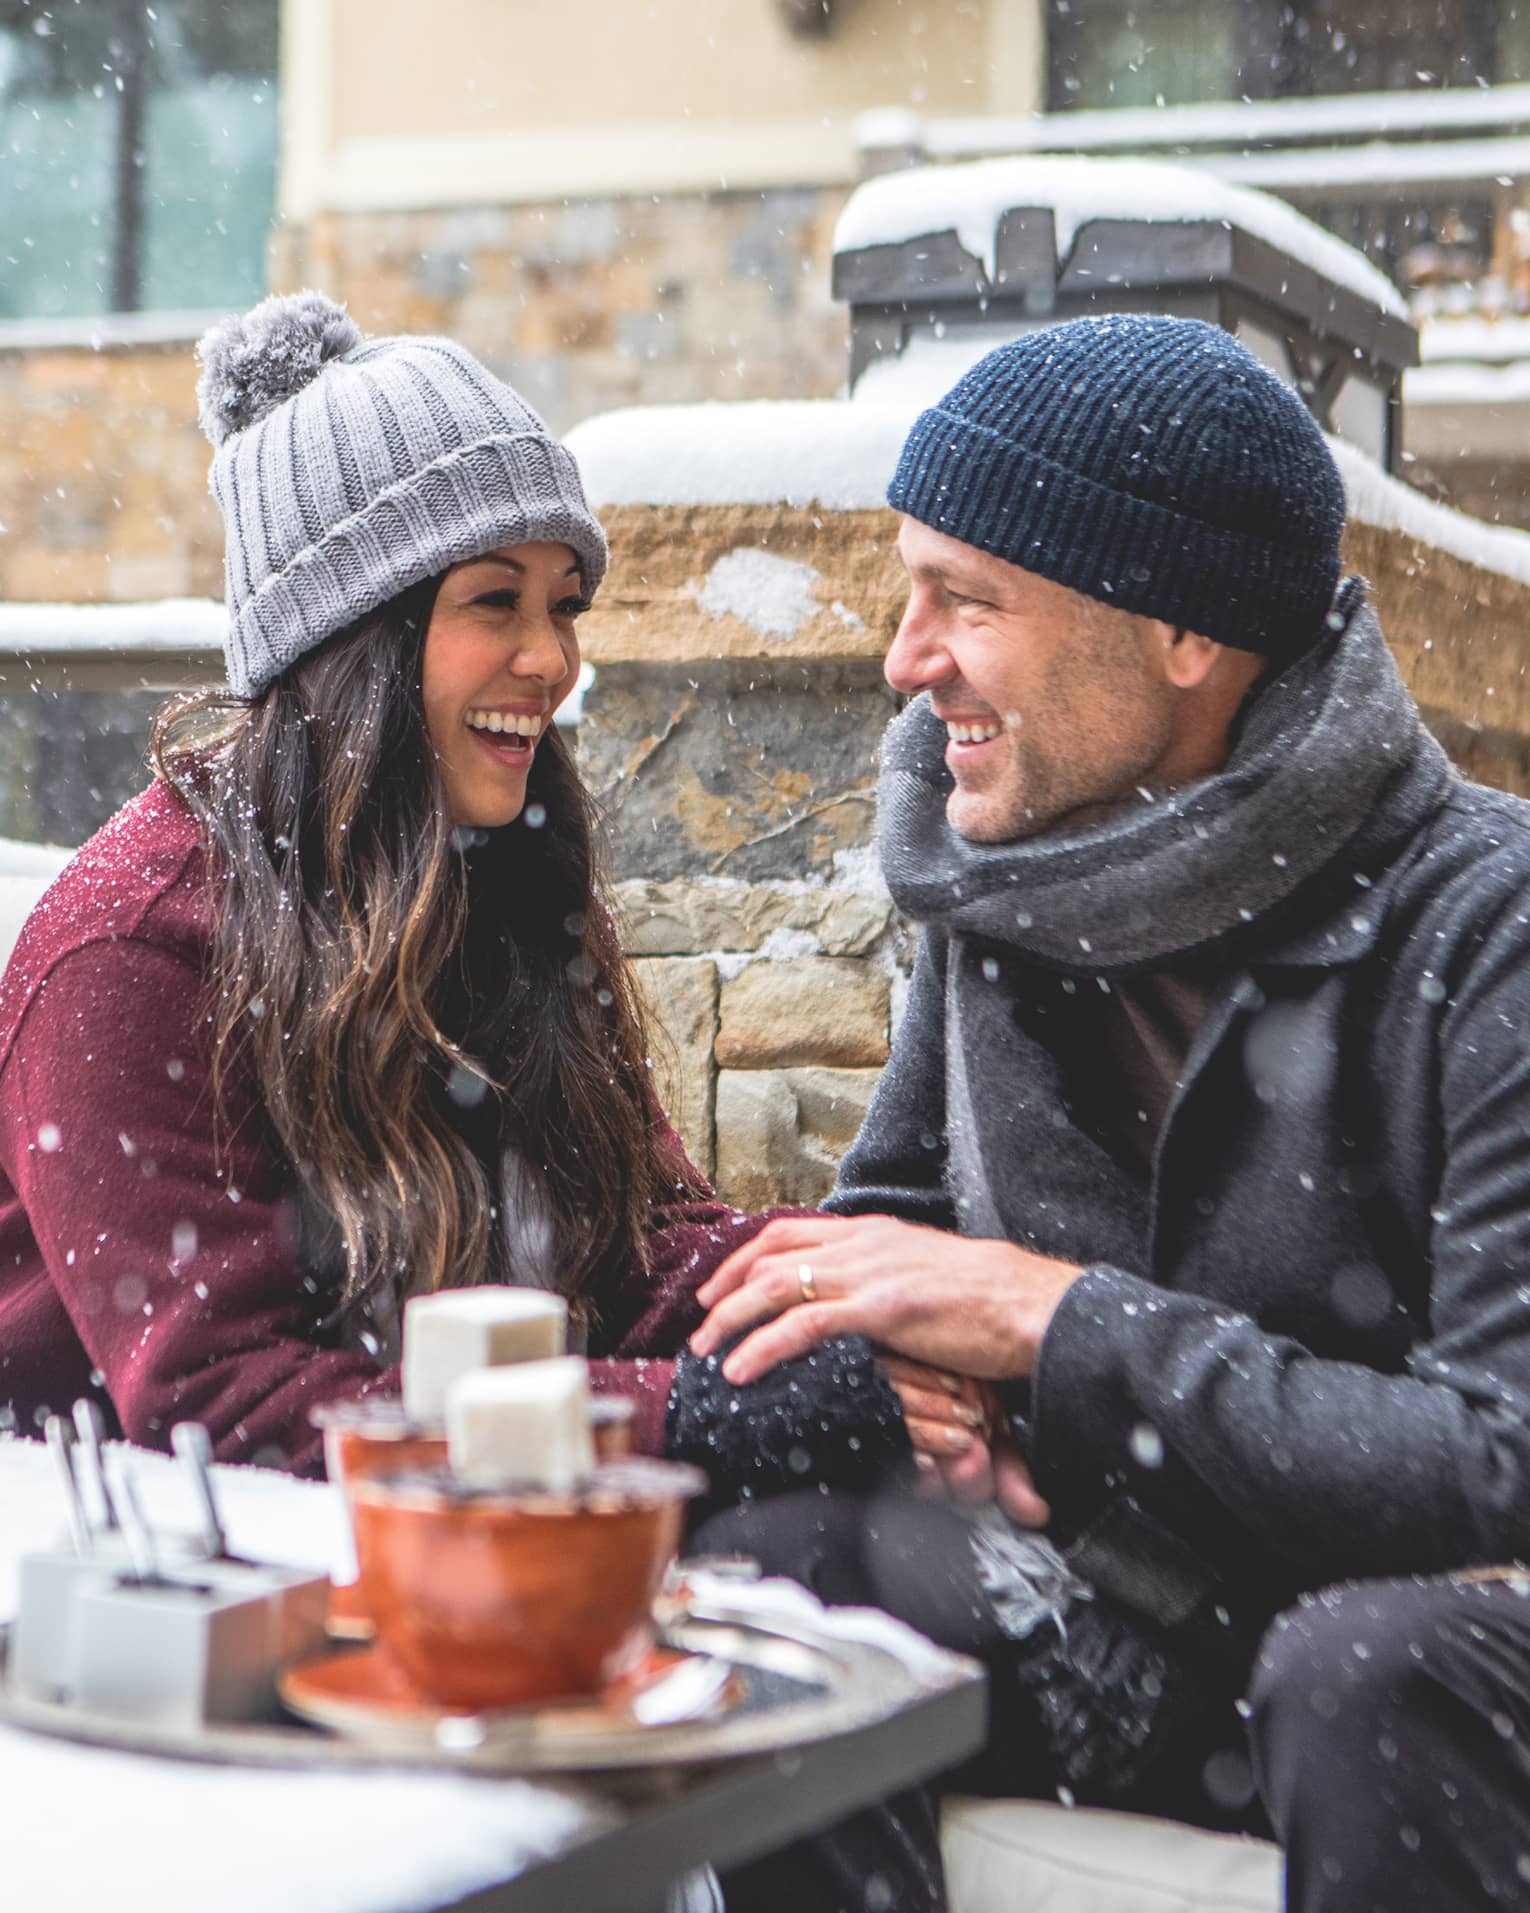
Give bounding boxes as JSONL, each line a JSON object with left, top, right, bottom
{"left": 44, "top": 1415, "right": 91, "bottom": 1555}
{"left": 105, "top": 1449, "right": 158, "bottom": 1584}
{"left": 171, "top": 1421, "right": 226, "bottom": 1559}
{"left": 71, "top": 1397, "right": 120, "bottom": 1532}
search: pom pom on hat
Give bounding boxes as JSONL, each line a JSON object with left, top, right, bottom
{"left": 195, "top": 289, "right": 362, "bottom": 447}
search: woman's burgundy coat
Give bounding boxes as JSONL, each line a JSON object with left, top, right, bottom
{"left": 0, "top": 781, "right": 769, "bottom": 1473}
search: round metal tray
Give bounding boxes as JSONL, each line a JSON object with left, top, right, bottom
{"left": 0, "top": 1596, "right": 963, "bottom": 1778}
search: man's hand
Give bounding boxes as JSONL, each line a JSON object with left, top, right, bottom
{"left": 690, "top": 1213, "right": 1083, "bottom": 1389}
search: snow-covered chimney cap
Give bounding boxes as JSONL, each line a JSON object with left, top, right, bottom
{"left": 833, "top": 155, "right": 1410, "bottom": 325}
{"left": 831, "top": 154, "right": 1418, "bottom": 471}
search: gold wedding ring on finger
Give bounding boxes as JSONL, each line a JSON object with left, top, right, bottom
{"left": 797, "top": 1261, "right": 818, "bottom": 1305}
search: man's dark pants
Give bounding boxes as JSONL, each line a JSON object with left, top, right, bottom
{"left": 699, "top": 1492, "right": 1530, "bottom": 1913}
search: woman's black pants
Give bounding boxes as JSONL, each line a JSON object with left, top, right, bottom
{"left": 697, "top": 1491, "right": 1530, "bottom": 1913}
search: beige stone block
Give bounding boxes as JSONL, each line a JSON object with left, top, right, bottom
{"left": 633, "top": 956, "right": 718, "bottom": 1181}
{"left": 616, "top": 878, "right": 892, "bottom": 957}
{"left": 22, "top": 352, "right": 113, "bottom": 392}
{"left": 3, "top": 546, "right": 110, "bottom": 600}
{"left": 579, "top": 504, "right": 903, "bottom": 665}
{"left": 105, "top": 554, "right": 194, "bottom": 601}
{"left": 115, "top": 350, "right": 199, "bottom": 412}
{"left": 717, "top": 958, "right": 889, "bottom": 1069}
{"left": 714, "top": 1067, "right": 881, "bottom": 1210}
{"left": 1344, "top": 518, "right": 1530, "bottom": 746}
{"left": 16, "top": 403, "right": 104, "bottom": 465}
{"left": 108, "top": 481, "right": 178, "bottom": 562}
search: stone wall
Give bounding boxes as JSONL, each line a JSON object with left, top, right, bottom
{"left": 0, "top": 339, "right": 221, "bottom": 607}
{"left": 270, "top": 189, "right": 851, "bottom": 436}
{"left": 574, "top": 499, "right": 905, "bottom": 1203}
{"left": 580, "top": 493, "right": 1530, "bottom": 1209}
{"left": 0, "top": 186, "right": 851, "bottom": 621}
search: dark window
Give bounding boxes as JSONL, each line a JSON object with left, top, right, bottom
{"left": 1048, "top": 1, "right": 1254, "bottom": 111}
{"left": 1279, "top": 0, "right": 1496, "bottom": 93}
{"left": 0, "top": 0, "right": 278, "bottom": 319}
{"left": 1048, "top": 2, "right": 1509, "bottom": 112}
{"left": 1046, "top": 3, "right": 1530, "bottom": 291}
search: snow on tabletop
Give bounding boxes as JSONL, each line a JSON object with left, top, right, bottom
{"left": 832, "top": 155, "right": 1409, "bottom": 323}
{"left": 0, "top": 1437, "right": 609, "bottom": 1913}
{"left": 565, "top": 401, "right": 914, "bottom": 511}
{"left": 0, "top": 1728, "right": 603, "bottom": 1913}
{"left": 0, "top": 1437, "right": 348, "bottom": 1620}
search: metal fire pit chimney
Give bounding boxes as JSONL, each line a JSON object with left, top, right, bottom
{"left": 832, "top": 156, "right": 1420, "bottom": 472}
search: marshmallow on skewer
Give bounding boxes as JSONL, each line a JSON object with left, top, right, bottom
{"left": 446, "top": 1356, "right": 595, "bottom": 1494}
{"left": 402, "top": 1287, "right": 568, "bottom": 1423}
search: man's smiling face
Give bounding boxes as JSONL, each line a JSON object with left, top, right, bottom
{"left": 883, "top": 517, "right": 1184, "bottom": 845}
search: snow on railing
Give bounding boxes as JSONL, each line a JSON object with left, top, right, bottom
{"left": 860, "top": 82, "right": 1530, "bottom": 165}
{"left": 0, "top": 311, "right": 225, "bottom": 355}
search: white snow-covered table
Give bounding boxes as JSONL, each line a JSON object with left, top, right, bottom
{"left": 0, "top": 1437, "right": 984, "bottom": 1913}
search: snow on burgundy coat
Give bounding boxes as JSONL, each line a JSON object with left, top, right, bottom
{"left": 0, "top": 779, "right": 772, "bottom": 1475}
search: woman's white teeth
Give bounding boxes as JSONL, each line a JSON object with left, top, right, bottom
{"left": 467, "top": 710, "right": 542, "bottom": 737}
{"left": 948, "top": 720, "right": 1004, "bottom": 744}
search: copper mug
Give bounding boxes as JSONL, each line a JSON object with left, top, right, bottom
{"left": 350, "top": 1457, "right": 706, "bottom": 1710}
{"left": 311, "top": 1393, "right": 636, "bottom": 1639}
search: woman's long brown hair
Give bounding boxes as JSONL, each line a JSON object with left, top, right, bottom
{"left": 151, "top": 578, "right": 692, "bottom": 1331}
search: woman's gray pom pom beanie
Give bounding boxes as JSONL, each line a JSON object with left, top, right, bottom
{"left": 195, "top": 290, "right": 609, "bottom": 697}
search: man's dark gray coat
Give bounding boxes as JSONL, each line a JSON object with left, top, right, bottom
{"left": 828, "top": 593, "right": 1530, "bottom": 1627}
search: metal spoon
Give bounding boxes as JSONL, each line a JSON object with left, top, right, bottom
{"left": 104, "top": 1448, "right": 161, "bottom": 1585}
{"left": 44, "top": 1414, "right": 90, "bottom": 1555}
{"left": 170, "top": 1421, "right": 227, "bottom": 1560}
{"left": 71, "top": 1397, "right": 119, "bottom": 1534}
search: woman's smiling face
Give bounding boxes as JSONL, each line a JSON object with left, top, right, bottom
{"left": 421, "top": 541, "right": 585, "bottom": 828}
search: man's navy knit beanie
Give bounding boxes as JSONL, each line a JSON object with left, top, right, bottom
{"left": 887, "top": 314, "right": 1347, "bottom": 658}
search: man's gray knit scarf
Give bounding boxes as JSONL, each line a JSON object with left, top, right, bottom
{"left": 878, "top": 593, "right": 1449, "bottom": 977}
{"left": 872, "top": 592, "right": 1452, "bottom": 1264}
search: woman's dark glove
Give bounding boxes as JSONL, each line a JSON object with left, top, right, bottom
{"left": 666, "top": 1334, "right": 912, "bottom": 1518}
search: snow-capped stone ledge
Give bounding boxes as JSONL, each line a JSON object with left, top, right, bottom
{"left": 571, "top": 389, "right": 1530, "bottom": 599}
{"left": 567, "top": 401, "right": 909, "bottom": 513}
{"left": 0, "top": 598, "right": 224, "bottom": 656}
